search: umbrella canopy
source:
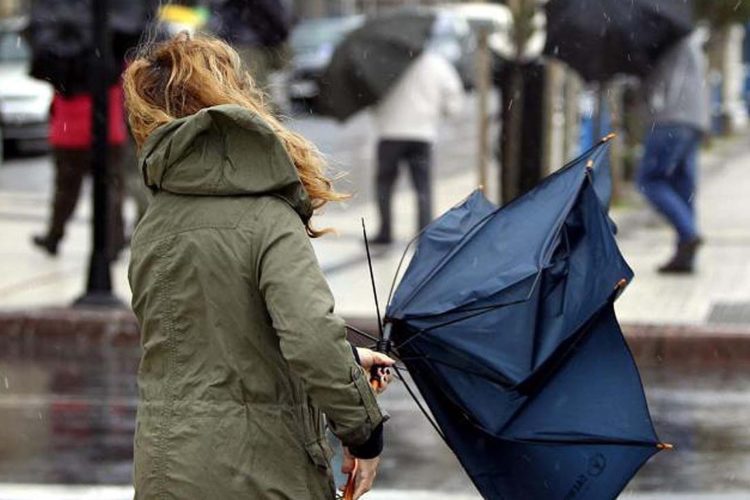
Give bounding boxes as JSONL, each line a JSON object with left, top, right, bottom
{"left": 543, "top": 0, "right": 693, "bottom": 82}
{"left": 25, "top": 0, "right": 157, "bottom": 94}
{"left": 385, "top": 139, "right": 666, "bottom": 499}
{"left": 315, "top": 10, "right": 436, "bottom": 121}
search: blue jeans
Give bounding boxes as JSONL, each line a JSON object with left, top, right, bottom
{"left": 637, "top": 124, "right": 701, "bottom": 243}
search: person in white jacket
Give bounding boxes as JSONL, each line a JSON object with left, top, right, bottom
{"left": 371, "top": 51, "right": 465, "bottom": 244}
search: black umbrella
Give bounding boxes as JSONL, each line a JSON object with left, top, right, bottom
{"left": 543, "top": 0, "right": 694, "bottom": 82}
{"left": 315, "top": 10, "right": 436, "bottom": 122}
{"left": 25, "top": 0, "right": 157, "bottom": 95}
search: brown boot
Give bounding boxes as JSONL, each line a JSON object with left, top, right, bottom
{"left": 658, "top": 237, "right": 703, "bottom": 274}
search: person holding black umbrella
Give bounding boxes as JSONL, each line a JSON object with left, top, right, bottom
{"left": 371, "top": 49, "right": 465, "bottom": 245}
{"left": 637, "top": 30, "right": 710, "bottom": 274}
{"left": 25, "top": 0, "right": 131, "bottom": 257}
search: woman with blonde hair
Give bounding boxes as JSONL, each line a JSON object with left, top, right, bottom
{"left": 124, "top": 33, "right": 392, "bottom": 499}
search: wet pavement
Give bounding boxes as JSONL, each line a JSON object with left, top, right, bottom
{"left": 0, "top": 333, "right": 748, "bottom": 496}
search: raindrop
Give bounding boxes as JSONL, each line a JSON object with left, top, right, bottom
{"left": 38, "top": 412, "right": 43, "bottom": 420}
{"left": 15, "top": 36, "right": 20, "bottom": 49}
{"left": 3, "top": 377, "right": 7, "bottom": 389}
{"left": 508, "top": 99, "right": 514, "bottom": 111}
{"left": 734, "top": 1, "right": 743, "bottom": 12}
{"left": 95, "top": 48, "right": 101, "bottom": 58}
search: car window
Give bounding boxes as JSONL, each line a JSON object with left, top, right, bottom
{"left": 291, "top": 17, "right": 362, "bottom": 55}
{"left": 0, "top": 31, "right": 29, "bottom": 63}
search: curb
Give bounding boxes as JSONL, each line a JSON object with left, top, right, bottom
{"left": 1, "top": 309, "right": 749, "bottom": 367}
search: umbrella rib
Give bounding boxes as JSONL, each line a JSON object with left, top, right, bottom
{"left": 392, "top": 209, "right": 499, "bottom": 315}
{"left": 345, "top": 323, "right": 380, "bottom": 343}
{"left": 387, "top": 189, "right": 490, "bottom": 309}
{"left": 392, "top": 364, "right": 448, "bottom": 443}
{"left": 386, "top": 232, "right": 421, "bottom": 310}
{"left": 394, "top": 283, "right": 541, "bottom": 352}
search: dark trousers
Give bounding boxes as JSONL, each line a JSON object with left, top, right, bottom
{"left": 46, "top": 146, "right": 125, "bottom": 249}
{"left": 376, "top": 140, "right": 433, "bottom": 239}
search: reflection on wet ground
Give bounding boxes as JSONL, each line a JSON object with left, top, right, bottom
{"left": 0, "top": 336, "right": 748, "bottom": 494}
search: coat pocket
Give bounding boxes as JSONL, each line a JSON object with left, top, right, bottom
{"left": 304, "top": 437, "right": 334, "bottom": 471}
{"left": 305, "top": 437, "right": 337, "bottom": 499}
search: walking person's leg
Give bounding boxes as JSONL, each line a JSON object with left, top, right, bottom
{"left": 637, "top": 125, "right": 701, "bottom": 272}
{"left": 405, "top": 141, "right": 434, "bottom": 233}
{"left": 33, "top": 148, "right": 89, "bottom": 255}
{"left": 375, "top": 140, "right": 403, "bottom": 244}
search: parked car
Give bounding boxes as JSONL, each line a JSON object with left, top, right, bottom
{"left": 286, "top": 15, "right": 364, "bottom": 110}
{"left": 0, "top": 17, "right": 53, "bottom": 153}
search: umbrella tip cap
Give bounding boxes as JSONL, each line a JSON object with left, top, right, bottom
{"left": 657, "top": 442, "right": 674, "bottom": 450}
{"left": 601, "top": 133, "right": 617, "bottom": 142}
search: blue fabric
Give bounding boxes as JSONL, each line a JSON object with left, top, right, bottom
{"left": 387, "top": 141, "right": 661, "bottom": 499}
{"left": 637, "top": 124, "right": 701, "bottom": 243}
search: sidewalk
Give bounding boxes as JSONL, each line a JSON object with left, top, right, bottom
{"left": 1, "top": 132, "right": 750, "bottom": 331}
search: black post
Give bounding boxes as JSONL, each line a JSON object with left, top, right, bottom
{"left": 75, "top": 0, "right": 122, "bottom": 308}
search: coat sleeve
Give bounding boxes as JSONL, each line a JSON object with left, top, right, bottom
{"left": 253, "top": 198, "right": 384, "bottom": 446}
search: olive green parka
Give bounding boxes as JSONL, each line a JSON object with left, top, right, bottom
{"left": 128, "top": 104, "right": 384, "bottom": 499}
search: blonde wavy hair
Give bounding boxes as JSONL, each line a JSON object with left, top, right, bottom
{"left": 123, "top": 32, "right": 346, "bottom": 237}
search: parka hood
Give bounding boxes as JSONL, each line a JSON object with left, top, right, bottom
{"left": 139, "top": 104, "right": 313, "bottom": 222}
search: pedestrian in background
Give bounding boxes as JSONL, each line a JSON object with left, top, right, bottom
{"left": 208, "top": 0, "right": 293, "bottom": 96}
{"left": 25, "top": 0, "right": 146, "bottom": 258}
{"left": 32, "top": 86, "right": 127, "bottom": 257}
{"left": 371, "top": 51, "right": 465, "bottom": 245}
{"left": 124, "top": 33, "right": 391, "bottom": 499}
{"left": 638, "top": 30, "right": 710, "bottom": 274}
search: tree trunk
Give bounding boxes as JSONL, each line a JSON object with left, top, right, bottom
{"left": 500, "top": 63, "right": 524, "bottom": 204}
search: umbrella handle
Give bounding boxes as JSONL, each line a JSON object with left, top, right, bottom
{"left": 369, "top": 366, "right": 385, "bottom": 391}
{"left": 343, "top": 460, "right": 358, "bottom": 500}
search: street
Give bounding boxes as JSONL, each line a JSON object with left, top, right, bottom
{"left": 1, "top": 331, "right": 749, "bottom": 496}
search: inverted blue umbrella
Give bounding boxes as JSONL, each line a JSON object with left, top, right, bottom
{"left": 371, "top": 136, "right": 670, "bottom": 499}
